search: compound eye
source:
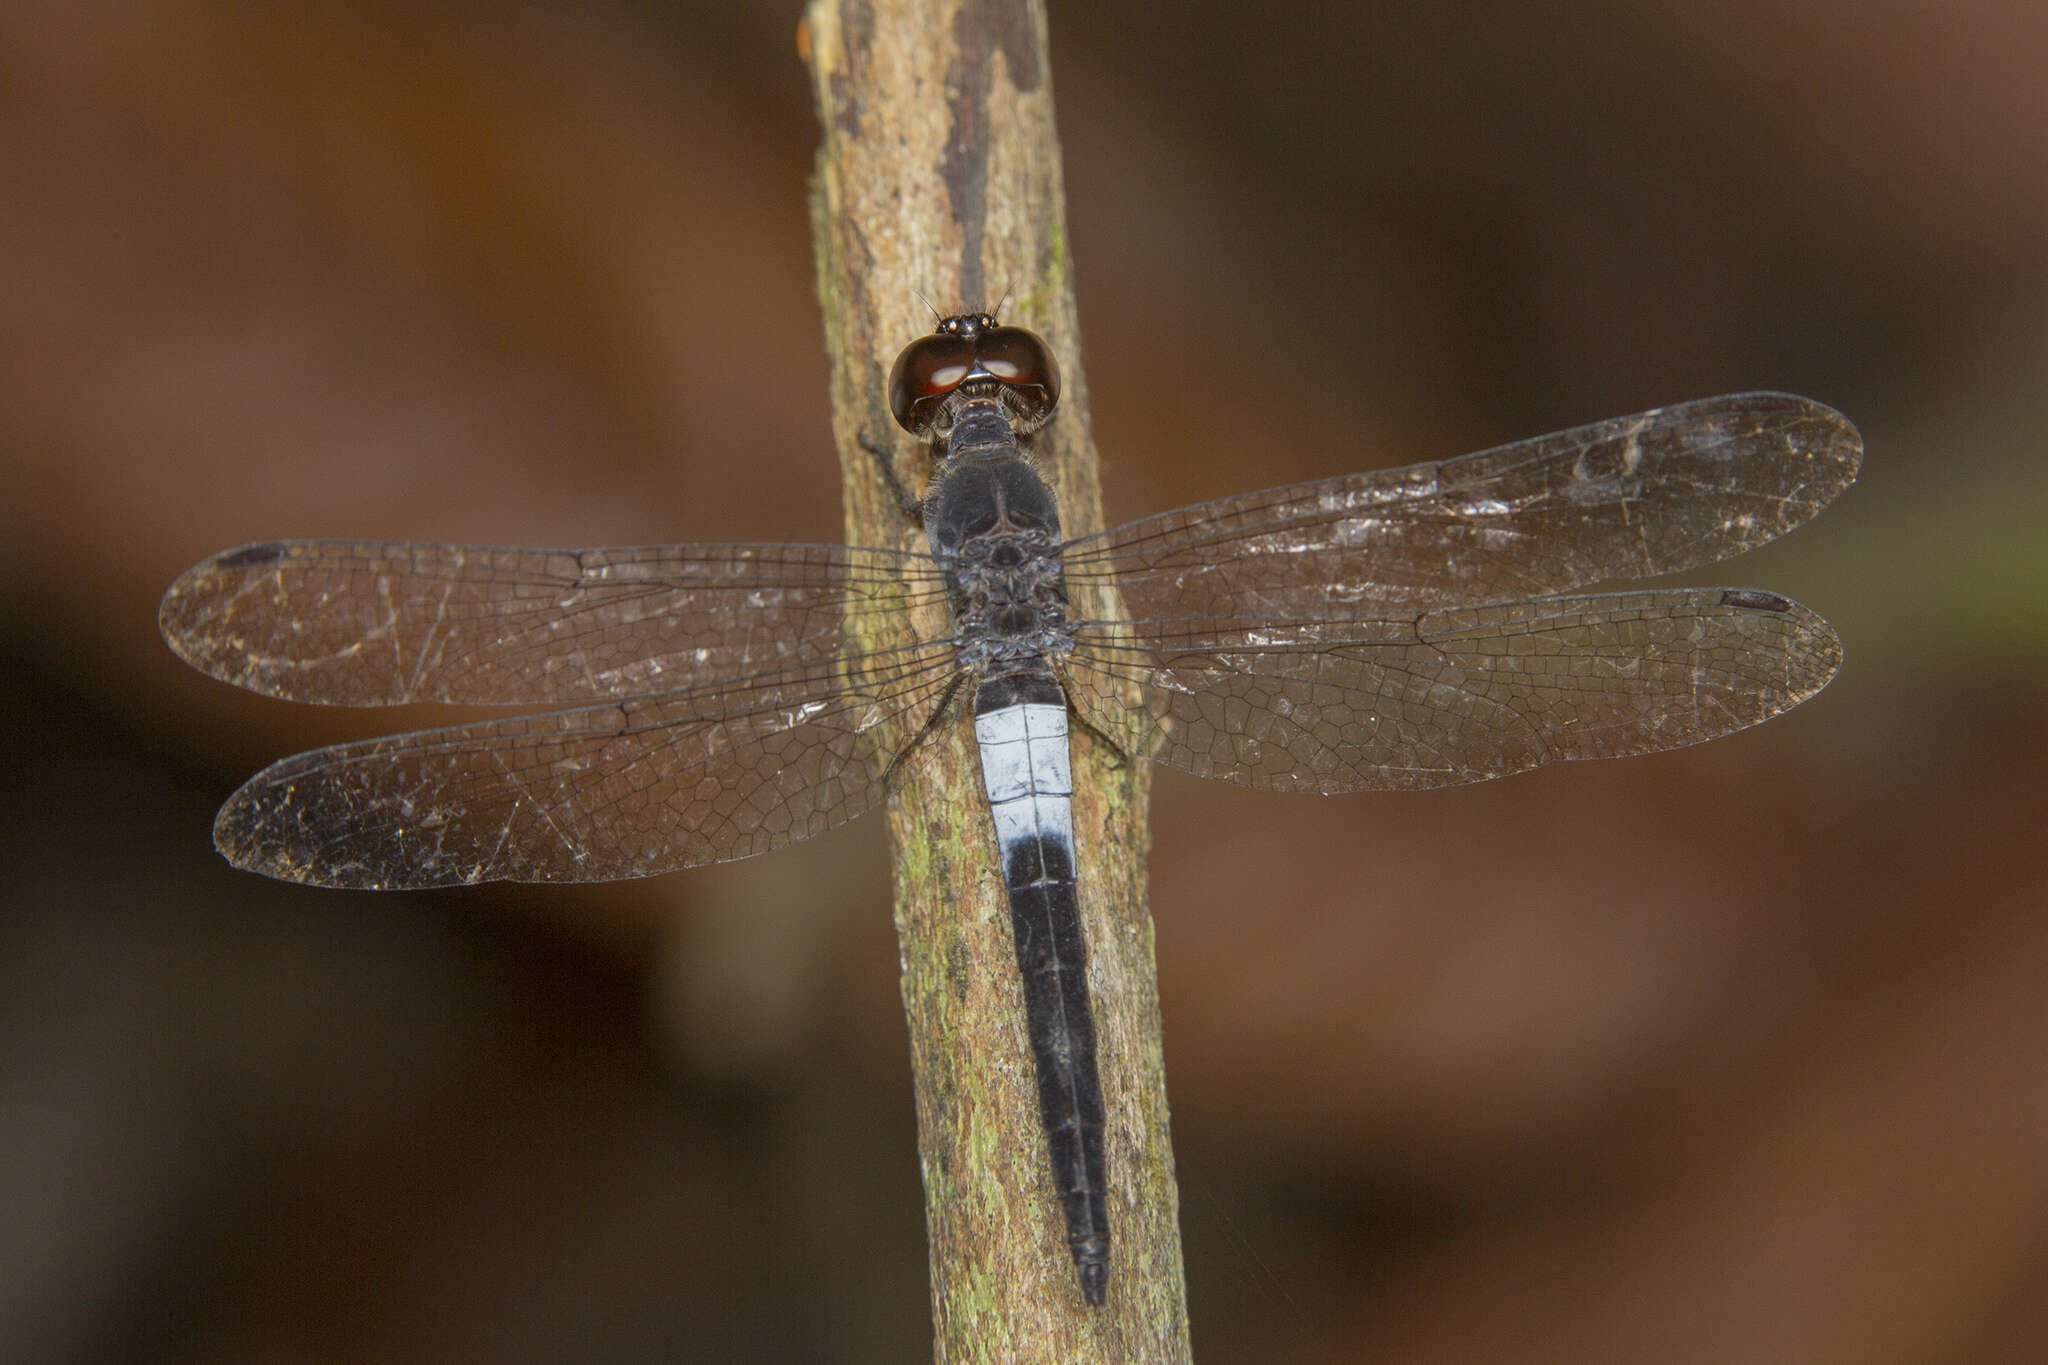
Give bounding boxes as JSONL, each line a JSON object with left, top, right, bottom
{"left": 974, "top": 327, "right": 1057, "bottom": 389}
{"left": 888, "top": 333, "right": 978, "bottom": 434}
{"left": 975, "top": 326, "right": 1062, "bottom": 429}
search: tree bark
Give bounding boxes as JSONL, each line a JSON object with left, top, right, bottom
{"left": 801, "top": 1, "right": 1189, "bottom": 1358}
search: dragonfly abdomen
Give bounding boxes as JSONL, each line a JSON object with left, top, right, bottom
{"left": 972, "top": 665, "right": 1110, "bottom": 1304}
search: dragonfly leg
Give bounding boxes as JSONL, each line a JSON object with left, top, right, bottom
{"left": 879, "top": 671, "right": 969, "bottom": 789}
{"left": 860, "top": 431, "right": 926, "bottom": 521}
{"left": 1065, "top": 698, "right": 1136, "bottom": 771}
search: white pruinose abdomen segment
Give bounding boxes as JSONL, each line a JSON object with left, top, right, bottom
{"left": 973, "top": 702, "right": 1075, "bottom": 857}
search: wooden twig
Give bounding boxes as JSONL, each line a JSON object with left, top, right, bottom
{"left": 801, "top": 0, "right": 1189, "bottom": 1357}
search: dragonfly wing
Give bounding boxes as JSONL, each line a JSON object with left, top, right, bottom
{"left": 1062, "top": 393, "right": 1860, "bottom": 617}
{"left": 1061, "top": 589, "right": 1841, "bottom": 792}
{"left": 160, "top": 539, "right": 939, "bottom": 706}
{"left": 214, "top": 645, "right": 959, "bottom": 887}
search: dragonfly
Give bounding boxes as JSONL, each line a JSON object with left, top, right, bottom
{"left": 159, "top": 313, "right": 1860, "bottom": 1306}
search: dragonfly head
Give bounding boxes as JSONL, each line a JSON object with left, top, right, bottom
{"left": 888, "top": 313, "right": 1062, "bottom": 441}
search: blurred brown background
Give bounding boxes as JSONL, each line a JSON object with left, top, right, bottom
{"left": 3, "top": 1, "right": 2044, "bottom": 1361}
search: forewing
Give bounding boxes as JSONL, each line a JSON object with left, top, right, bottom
{"left": 160, "top": 539, "right": 941, "bottom": 706}
{"left": 1062, "top": 393, "right": 1860, "bottom": 617}
{"left": 1061, "top": 589, "right": 1841, "bottom": 792}
{"left": 213, "top": 644, "right": 959, "bottom": 888}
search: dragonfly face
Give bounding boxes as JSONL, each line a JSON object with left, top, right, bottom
{"left": 886, "top": 310, "right": 1061, "bottom": 440}
{"left": 159, "top": 314, "right": 1862, "bottom": 1305}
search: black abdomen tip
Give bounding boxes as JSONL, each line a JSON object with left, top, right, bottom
{"left": 1078, "top": 1260, "right": 1108, "bottom": 1307}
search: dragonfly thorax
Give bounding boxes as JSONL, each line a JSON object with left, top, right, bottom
{"left": 950, "top": 527, "right": 1073, "bottom": 669}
